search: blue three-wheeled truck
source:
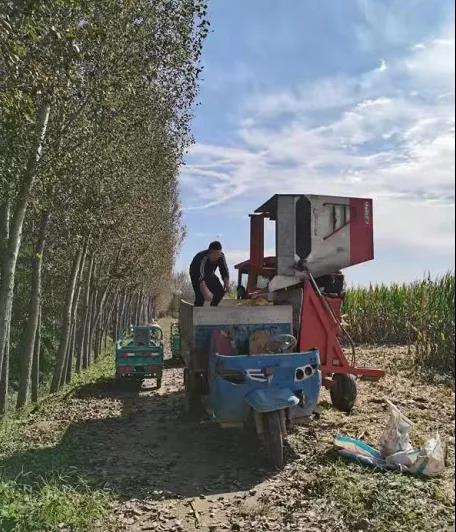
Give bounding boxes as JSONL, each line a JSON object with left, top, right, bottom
{"left": 179, "top": 300, "right": 321, "bottom": 468}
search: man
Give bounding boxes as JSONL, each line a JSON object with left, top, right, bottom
{"left": 189, "top": 241, "right": 230, "bottom": 307}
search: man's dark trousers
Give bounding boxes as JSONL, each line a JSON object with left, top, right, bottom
{"left": 191, "top": 274, "right": 225, "bottom": 307}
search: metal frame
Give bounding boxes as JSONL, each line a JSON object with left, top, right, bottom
{"left": 235, "top": 199, "right": 385, "bottom": 385}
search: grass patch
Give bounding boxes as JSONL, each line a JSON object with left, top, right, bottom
{"left": 304, "top": 459, "right": 454, "bottom": 532}
{"left": 0, "top": 353, "right": 117, "bottom": 532}
{"left": 0, "top": 354, "right": 115, "bottom": 454}
{"left": 0, "top": 477, "right": 112, "bottom": 532}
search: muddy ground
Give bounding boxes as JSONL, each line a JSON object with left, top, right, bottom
{"left": 2, "top": 336, "right": 454, "bottom": 532}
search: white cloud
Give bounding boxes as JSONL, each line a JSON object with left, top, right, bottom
{"left": 378, "top": 59, "right": 388, "bottom": 72}
{"left": 374, "top": 199, "right": 455, "bottom": 251}
{"left": 405, "top": 29, "right": 455, "bottom": 86}
{"left": 244, "top": 77, "right": 360, "bottom": 119}
{"left": 181, "top": 27, "right": 455, "bottom": 258}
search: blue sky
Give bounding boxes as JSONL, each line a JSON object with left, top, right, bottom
{"left": 177, "top": 0, "right": 455, "bottom": 285}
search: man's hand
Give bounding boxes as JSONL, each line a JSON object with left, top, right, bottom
{"left": 205, "top": 291, "right": 214, "bottom": 303}
{"left": 201, "top": 282, "right": 214, "bottom": 303}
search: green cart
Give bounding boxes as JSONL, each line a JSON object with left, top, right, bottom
{"left": 116, "top": 325, "right": 164, "bottom": 389}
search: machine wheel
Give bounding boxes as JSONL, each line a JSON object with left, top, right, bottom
{"left": 263, "top": 411, "right": 285, "bottom": 469}
{"left": 330, "top": 374, "right": 357, "bottom": 413}
{"left": 183, "top": 369, "right": 201, "bottom": 416}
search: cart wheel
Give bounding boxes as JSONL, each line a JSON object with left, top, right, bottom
{"left": 263, "top": 411, "right": 285, "bottom": 469}
{"left": 330, "top": 374, "right": 357, "bottom": 413}
{"left": 183, "top": 369, "right": 200, "bottom": 416}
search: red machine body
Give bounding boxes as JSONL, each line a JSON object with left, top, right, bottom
{"left": 235, "top": 194, "right": 385, "bottom": 391}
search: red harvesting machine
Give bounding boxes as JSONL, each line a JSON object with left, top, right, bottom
{"left": 235, "top": 194, "right": 385, "bottom": 412}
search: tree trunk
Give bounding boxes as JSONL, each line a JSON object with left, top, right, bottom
{"left": 119, "top": 290, "right": 127, "bottom": 332}
{"left": 133, "top": 292, "right": 139, "bottom": 325}
{"left": 124, "top": 291, "right": 133, "bottom": 331}
{"left": 124, "top": 292, "right": 130, "bottom": 331}
{"left": 87, "top": 279, "right": 98, "bottom": 362}
{"left": 77, "top": 254, "right": 94, "bottom": 372}
{"left": 0, "top": 325, "right": 10, "bottom": 416}
{"left": 137, "top": 292, "right": 143, "bottom": 325}
{"left": 50, "top": 248, "right": 83, "bottom": 393}
{"left": 0, "top": 201, "right": 10, "bottom": 269}
{"left": 0, "top": 103, "right": 51, "bottom": 379}
{"left": 64, "top": 244, "right": 87, "bottom": 384}
{"left": 101, "top": 289, "right": 117, "bottom": 354}
{"left": 16, "top": 212, "right": 49, "bottom": 409}
{"left": 91, "top": 281, "right": 112, "bottom": 361}
{"left": 113, "top": 291, "right": 120, "bottom": 346}
{"left": 96, "top": 326, "right": 103, "bottom": 359}
{"left": 64, "top": 324, "right": 74, "bottom": 384}
{"left": 0, "top": 202, "right": 10, "bottom": 416}
{"left": 87, "top": 261, "right": 100, "bottom": 367}
{"left": 31, "top": 306, "right": 41, "bottom": 403}
{"left": 107, "top": 289, "right": 118, "bottom": 340}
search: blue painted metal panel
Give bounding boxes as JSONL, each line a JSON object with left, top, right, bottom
{"left": 245, "top": 388, "right": 299, "bottom": 413}
{"left": 208, "top": 351, "right": 321, "bottom": 425}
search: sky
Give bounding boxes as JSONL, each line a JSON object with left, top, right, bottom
{"left": 176, "top": 0, "right": 455, "bottom": 286}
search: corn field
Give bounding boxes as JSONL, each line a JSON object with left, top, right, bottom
{"left": 343, "top": 273, "right": 455, "bottom": 376}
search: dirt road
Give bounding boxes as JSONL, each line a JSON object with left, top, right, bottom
{"left": 59, "top": 342, "right": 453, "bottom": 532}
{"left": 4, "top": 340, "right": 453, "bottom": 531}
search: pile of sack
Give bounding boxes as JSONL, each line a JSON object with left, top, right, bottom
{"left": 335, "top": 400, "right": 446, "bottom": 477}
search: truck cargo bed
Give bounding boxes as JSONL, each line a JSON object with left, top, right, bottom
{"left": 179, "top": 300, "right": 293, "bottom": 371}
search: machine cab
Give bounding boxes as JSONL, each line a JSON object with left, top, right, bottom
{"left": 236, "top": 256, "right": 276, "bottom": 298}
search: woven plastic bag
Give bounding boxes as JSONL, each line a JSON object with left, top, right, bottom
{"left": 408, "top": 433, "right": 446, "bottom": 477}
{"left": 379, "top": 400, "right": 414, "bottom": 457}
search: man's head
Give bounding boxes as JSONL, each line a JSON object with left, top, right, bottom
{"left": 208, "top": 241, "right": 223, "bottom": 262}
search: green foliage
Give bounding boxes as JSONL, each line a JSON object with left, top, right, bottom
{"left": 0, "top": 355, "right": 116, "bottom": 531}
{"left": 0, "top": 478, "right": 111, "bottom": 532}
{"left": 1, "top": 0, "right": 209, "bottom": 410}
{"left": 343, "top": 273, "right": 455, "bottom": 376}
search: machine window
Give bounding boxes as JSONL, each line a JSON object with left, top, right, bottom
{"left": 256, "top": 275, "right": 269, "bottom": 289}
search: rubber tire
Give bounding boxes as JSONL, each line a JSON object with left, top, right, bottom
{"left": 263, "top": 411, "right": 285, "bottom": 469}
{"left": 156, "top": 378, "right": 162, "bottom": 390}
{"left": 183, "top": 369, "right": 201, "bottom": 416}
{"left": 330, "top": 374, "right": 357, "bottom": 413}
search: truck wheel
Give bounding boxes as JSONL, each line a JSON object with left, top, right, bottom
{"left": 330, "top": 374, "right": 357, "bottom": 413}
{"left": 263, "top": 411, "right": 285, "bottom": 469}
{"left": 183, "top": 369, "right": 200, "bottom": 416}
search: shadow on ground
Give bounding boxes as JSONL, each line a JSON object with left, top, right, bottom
{"left": 0, "top": 375, "right": 280, "bottom": 502}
